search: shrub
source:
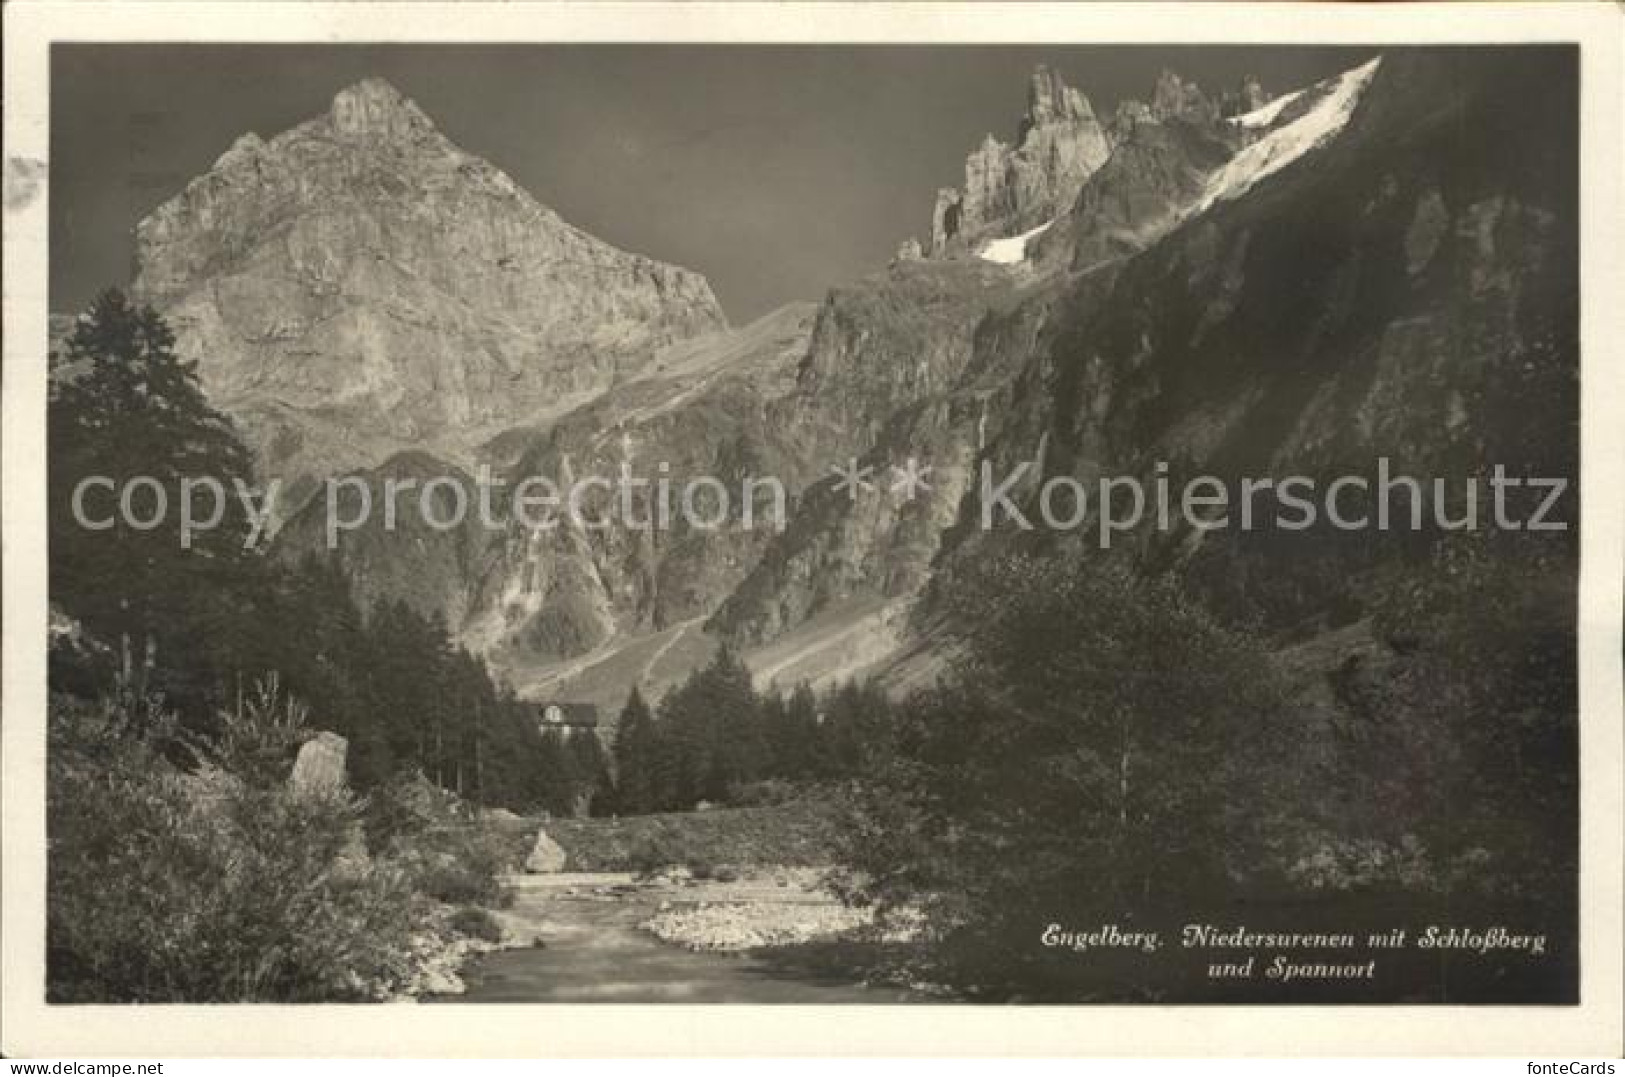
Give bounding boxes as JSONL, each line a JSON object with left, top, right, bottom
{"left": 366, "top": 774, "right": 517, "bottom": 908}
{"left": 1366, "top": 535, "right": 1578, "bottom": 896}
{"left": 401, "top": 845, "right": 511, "bottom": 907}
{"left": 47, "top": 696, "right": 418, "bottom": 1001}
{"left": 213, "top": 673, "right": 309, "bottom": 786}
{"left": 840, "top": 555, "right": 1294, "bottom": 973}
{"left": 727, "top": 778, "right": 799, "bottom": 807}
{"left": 549, "top": 798, "right": 844, "bottom": 872}
{"left": 626, "top": 829, "right": 687, "bottom": 878}
{"left": 448, "top": 905, "right": 504, "bottom": 944}
{"left": 1286, "top": 833, "right": 1438, "bottom": 893}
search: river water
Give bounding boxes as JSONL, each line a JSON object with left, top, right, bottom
{"left": 442, "top": 873, "right": 921, "bottom": 1003}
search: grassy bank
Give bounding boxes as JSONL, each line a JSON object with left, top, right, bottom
{"left": 543, "top": 797, "right": 842, "bottom": 874}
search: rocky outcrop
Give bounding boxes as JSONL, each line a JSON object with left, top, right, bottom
{"left": 1227, "top": 75, "right": 1271, "bottom": 117}
{"left": 275, "top": 450, "right": 495, "bottom": 626}
{"left": 439, "top": 304, "right": 816, "bottom": 673}
{"left": 930, "top": 66, "right": 1112, "bottom": 254}
{"left": 132, "top": 78, "right": 726, "bottom": 515}
{"left": 1150, "top": 69, "right": 1219, "bottom": 125}
{"left": 1104, "top": 99, "right": 1149, "bottom": 141}
{"left": 713, "top": 67, "right": 1256, "bottom": 650}
{"left": 1037, "top": 119, "right": 1231, "bottom": 271}
{"left": 267, "top": 302, "right": 815, "bottom": 675}
{"left": 928, "top": 66, "right": 1280, "bottom": 261}
{"left": 773, "top": 260, "right": 1017, "bottom": 454}
{"left": 711, "top": 255, "right": 1059, "bottom": 647}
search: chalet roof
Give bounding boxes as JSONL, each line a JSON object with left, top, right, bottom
{"left": 537, "top": 702, "right": 600, "bottom": 727}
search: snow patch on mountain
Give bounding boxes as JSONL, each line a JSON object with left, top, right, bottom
{"left": 978, "top": 220, "right": 1055, "bottom": 264}
{"left": 1191, "top": 57, "right": 1381, "bottom": 219}
{"left": 1228, "top": 87, "right": 1305, "bottom": 130}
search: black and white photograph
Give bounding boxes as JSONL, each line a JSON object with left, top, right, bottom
{"left": 4, "top": 0, "right": 1623, "bottom": 1060}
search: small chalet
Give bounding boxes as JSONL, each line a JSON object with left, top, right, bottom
{"left": 536, "top": 702, "right": 600, "bottom": 739}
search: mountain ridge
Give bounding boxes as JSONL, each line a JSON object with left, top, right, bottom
{"left": 92, "top": 53, "right": 1576, "bottom": 737}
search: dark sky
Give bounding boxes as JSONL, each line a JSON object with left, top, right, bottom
{"left": 51, "top": 44, "right": 1373, "bottom": 322}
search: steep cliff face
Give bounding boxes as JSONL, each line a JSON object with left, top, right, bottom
{"left": 369, "top": 305, "right": 813, "bottom": 680}
{"left": 714, "top": 50, "right": 1575, "bottom": 689}
{"left": 1033, "top": 120, "right": 1230, "bottom": 272}
{"left": 269, "top": 302, "right": 819, "bottom": 706}
{"left": 275, "top": 450, "right": 496, "bottom": 627}
{"left": 772, "top": 259, "right": 1024, "bottom": 459}
{"left": 133, "top": 78, "right": 726, "bottom": 513}
{"left": 712, "top": 65, "right": 1259, "bottom": 651}
{"left": 462, "top": 257, "right": 1039, "bottom": 692}
{"left": 931, "top": 49, "right": 1576, "bottom": 631}
{"left": 711, "top": 288, "right": 1059, "bottom": 647}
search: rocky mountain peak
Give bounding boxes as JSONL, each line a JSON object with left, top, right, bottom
{"left": 210, "top": 131, "right": 265, "bottom": 170}
{"left": 326, "top": 76, "right": 435, "bottom": 140}
{"left": 1237, "top": 75, "right": 1269, "bottom": 114}
{"left": 132, "top": 75, "right": 727, "bottom": 516}
{"left": 1023, "top": 64, "right": 1095, "bottom": 131}
{"left": 930, "top": 64, "right": 1111, "bottom": 255}
{"left": 1151, "top": 69, "right": 1218, "bottom": 124}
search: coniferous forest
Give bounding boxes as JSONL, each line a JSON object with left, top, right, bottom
{"left": 49, "top": 291, "right": 886, "bottom": 821}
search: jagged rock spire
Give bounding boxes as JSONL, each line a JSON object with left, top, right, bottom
{"left": 1151, "top": 69, "right": 1218, "bottom": 125}
{"left": 930, "top": 64, "right": 1111, "bottom": 254}
{"left": 1024, "top": 64, "right": 1096, "bottom": 132}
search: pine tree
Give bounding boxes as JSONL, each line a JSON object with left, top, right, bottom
{"left": 707, "top": 644, "right": 768, "bottom": 797}
{"left": 785, "top": 683, "right": 832, "bottom": 780}
{"left": 655, "top": 677, "right": 705, "bottom": 810}
{"left": 611, "top": 687, "right": 659, "bottom": 814}
{"left": 567, "top": 732, "right": 611, "bottom": 817}
{"left": 533, "top": 731, "right": 579, "bottom": 818}
{"left": 49, "top": 290, "right": 260, "bottom": 717}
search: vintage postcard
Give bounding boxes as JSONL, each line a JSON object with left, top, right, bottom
{"left": 3, "top": 1, "right": 1621, "bottom": 1058}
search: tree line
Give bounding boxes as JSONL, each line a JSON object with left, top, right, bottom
{"left": 48, "top": 289, "right": 882, "bottom": 818}
{"left": 606, "top": 648, "right": 894, "bottom": 815}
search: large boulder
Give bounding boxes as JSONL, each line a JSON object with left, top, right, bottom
{"left": 289, "top": 731, "right": 348, "bottom": 795}
{"left": 524, "top": 828, "right": 569, "bottom": 874}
